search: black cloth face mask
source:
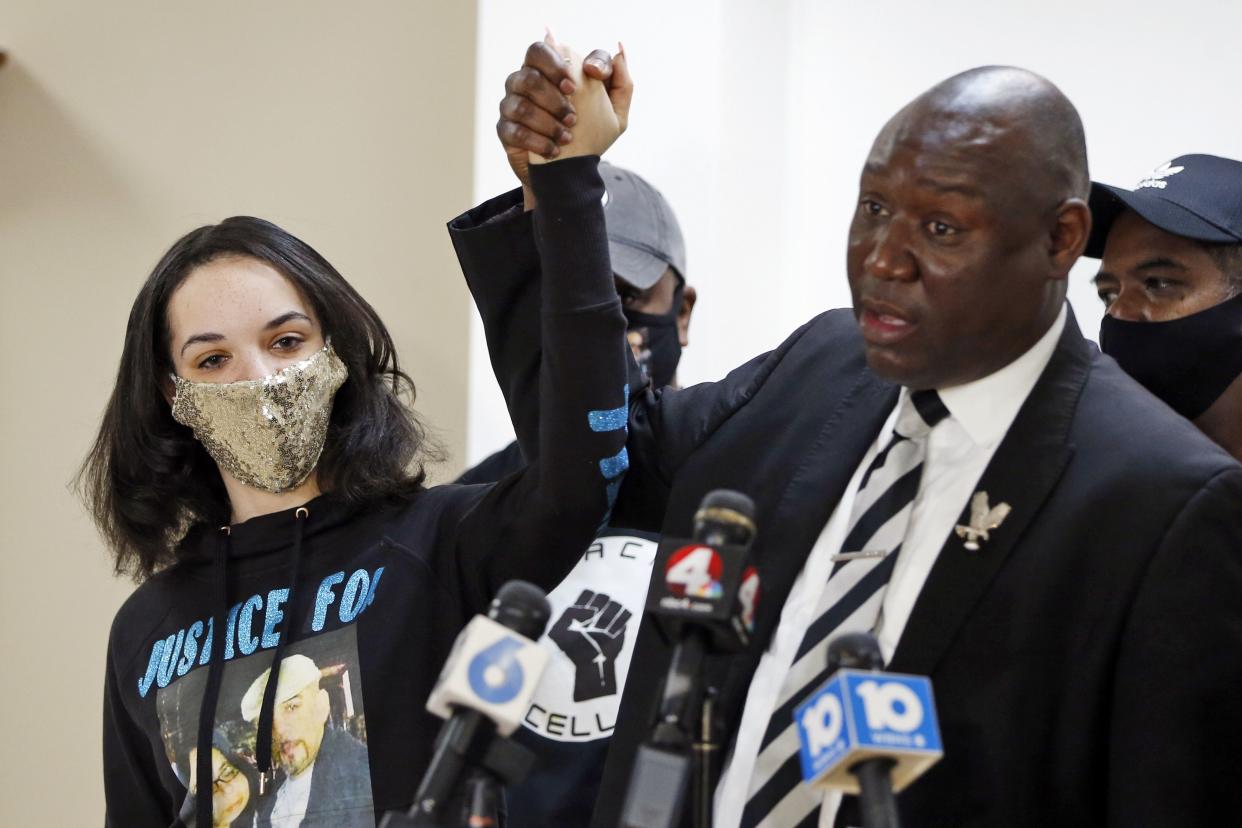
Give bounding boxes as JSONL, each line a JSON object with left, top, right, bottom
{"left": 623, "top": 283, "right": 684, "bottom": 389}
{"left": 1100, "top": 291, "right": 1242, "bottom": 420}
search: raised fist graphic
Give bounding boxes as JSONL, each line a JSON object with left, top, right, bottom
{"left": 548, "top": 590, "right": 632, "bottom": 701}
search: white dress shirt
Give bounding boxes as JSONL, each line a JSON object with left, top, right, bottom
{"left": 714, "top": 306, "right": 1066, "bottom": 828}
{"left": 269, "top": 761, "right": 315, "bottom": 827}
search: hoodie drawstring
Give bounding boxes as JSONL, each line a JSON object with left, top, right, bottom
{"left": 254, "top": 506, "right": 310, "bottom": 790}
{"left": 193, "top": 526, "right": 231, "bottom": 825}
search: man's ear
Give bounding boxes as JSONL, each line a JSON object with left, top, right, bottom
{"left": 1050, "top": 198, "right": 1091, "bottom": 280}
{"left": 678, "top": 284, "right": 698, "bottom": 347}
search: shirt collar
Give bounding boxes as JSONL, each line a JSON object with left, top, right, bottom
{"left": 919, "top": 304, "right": 1067, "bottom": 449}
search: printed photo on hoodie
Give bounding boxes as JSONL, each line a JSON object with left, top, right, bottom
{"left": 155, "top": 626, "right": 373, "bottom": 827}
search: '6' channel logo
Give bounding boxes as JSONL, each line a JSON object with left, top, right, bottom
{"left": 467, "top": 636, "right": 526, "bottom": 704}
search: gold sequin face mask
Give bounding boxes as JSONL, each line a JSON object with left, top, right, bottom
{"left": 171, "top": 344, "right": 349, "bottom": 493}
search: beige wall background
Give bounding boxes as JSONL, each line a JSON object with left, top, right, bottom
{"left": 0, "top": 1, "right": 477, "bottom": 823}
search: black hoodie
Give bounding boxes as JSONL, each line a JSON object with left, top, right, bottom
{"left": 102, "top": 157, "right": 629, "bottom": 826}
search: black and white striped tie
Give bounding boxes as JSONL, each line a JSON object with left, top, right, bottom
{"left": 740, "top": 389, "right": 949, "bottom": 828}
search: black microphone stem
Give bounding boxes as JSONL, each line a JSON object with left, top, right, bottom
{"left": 652, "top": 627, "right": 707, "bottom": 747}
{"left": 653, "top": 627, "right": 718, "bottom": 828}
{"left": 463, "top": 771, "right": 501, "bottom": 828}
{"left": 852, "top": 757, "right": 900, "bottom": 828}
{"left": 410, "top": 709, "right": 493, "bottom": 820}
{"left": 624, "top": 490, "right": 757, "bottom": 828}
{"left": 691, "top": 689, "right": 720, "bottom": 828}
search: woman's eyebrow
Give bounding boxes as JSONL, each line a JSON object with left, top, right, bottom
{"left": 265, "top": 310, "right": 312, "bottom": 330}
{"left": 179, "top": 312, "right": 312, "bottom": 357}
{"left": 180, "top": 331, "right": 224, "bottom": 357}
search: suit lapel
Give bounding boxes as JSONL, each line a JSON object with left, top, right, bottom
{"left": 888, "top": 314, "right": 1091, "bottom": 677}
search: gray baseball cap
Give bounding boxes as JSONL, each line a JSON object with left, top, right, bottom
{"left": 600, "top": 161, "right": 687, "bottom": 290}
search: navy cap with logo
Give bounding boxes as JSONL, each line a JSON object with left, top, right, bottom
{"left": 600, "top": 161, "right": 687, "bottom": 290}
{"left": 1085, "top": 153, "right": 1242, "bottom": 258}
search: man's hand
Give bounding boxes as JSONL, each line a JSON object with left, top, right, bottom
{"left": 527, "top": 37, "right": 629, "bottom": 166}
{"left": 497, "top": 34, "right": 633, "bottom": 207}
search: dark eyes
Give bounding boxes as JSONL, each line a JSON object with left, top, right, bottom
{"left": 1095, "top": 278, "right": 1180, "bottom": 308}
{"left": 860, "top": 199, "right": 888, "bottom": 218}
{"left": 859, "top": 201, "right": 959, "bottom": 238}
{"left": 616, "top": 282, "right": 654, "bottom": 308}
{"left": 194, "top": 336, "right": 305, "bottom": 371}
{"left": 197, "top": 353, "right": 226, "bottom": 370}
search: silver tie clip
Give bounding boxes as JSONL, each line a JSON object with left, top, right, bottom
{"left": 830, "top": 549, "right": 889, "bottom": 562}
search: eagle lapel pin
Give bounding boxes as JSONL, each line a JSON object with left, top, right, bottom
{"left": 955, "top": 491, "right": 1011, "bottom": 551}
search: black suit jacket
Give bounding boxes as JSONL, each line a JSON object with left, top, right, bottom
{"left": 601, "top": 307, "right": 1242, "bottom": 827}
{"left": 450, "top": 189, "right": 1242, "bottom": 827}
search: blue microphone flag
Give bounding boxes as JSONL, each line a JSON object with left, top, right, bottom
{"left": 794, "top": 669, "right": 943, "bottom": 794}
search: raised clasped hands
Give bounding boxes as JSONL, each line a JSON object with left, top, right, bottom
{"left": 497, "top": 32, "right": 633, "bottom": 203}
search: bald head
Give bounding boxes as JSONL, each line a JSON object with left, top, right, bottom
{"left": 881, "top": 66, "right": 1089, "bottom": 206}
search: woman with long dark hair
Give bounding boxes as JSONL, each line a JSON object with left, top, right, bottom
{"left": 87, "top": 68, "right": 630, "bottom": 825}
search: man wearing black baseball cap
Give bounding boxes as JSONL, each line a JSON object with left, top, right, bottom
{"left": 1088, "top": 153, "right": 1242, "bottom": 458}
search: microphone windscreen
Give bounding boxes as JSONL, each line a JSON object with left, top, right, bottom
{"left": 699, "top": 488, "right": 756, "bottom": 519}
{"left": 694, "top": 489, "right": 757, "bottom": 545}
{"left": 488, "top": 580, "right": 552, "bottom": 640}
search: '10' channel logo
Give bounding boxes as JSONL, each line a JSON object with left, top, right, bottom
{"left": 794, "top": 669, "right": 943, "bottom": 792}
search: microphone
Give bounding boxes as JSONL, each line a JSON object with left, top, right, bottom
{"left": 391, "top": 581, "right": 551, "bottom": 825}
{"left": 793, "top": 632, "right": 943, "bottom": 828}
{"left": 623, "top": 490, "right": 758, "bottom": 828}
{"left": 647, "top": 488, "right": 760, "bottom": 653}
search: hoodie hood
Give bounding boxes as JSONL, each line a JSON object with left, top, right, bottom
{"left": 175, "top": 491, "right": 363, "bottom": 567}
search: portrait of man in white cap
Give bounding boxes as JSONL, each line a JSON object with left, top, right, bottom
{"left": 241, "top": 653, "right": 373, "bottom": 827}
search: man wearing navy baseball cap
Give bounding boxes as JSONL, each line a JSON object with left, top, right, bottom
{"left": 1087, "top": 153, "right": 1242, "bottom": 459}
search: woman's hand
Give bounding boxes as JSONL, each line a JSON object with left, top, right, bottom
{"left": 528, "top": 36, "right": 630, "bottom": 165}
{"left": 496, "top": 34, "right": 632, "bottom": 204}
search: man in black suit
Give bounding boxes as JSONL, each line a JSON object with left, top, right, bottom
{"left": 471, "top": 50, "right": 1242, "bottom": 827}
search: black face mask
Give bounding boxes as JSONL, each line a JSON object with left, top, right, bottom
{"left": 1100, "top": 291, "right": 1242, "bottom": 420}
{"left": 623, "top": 283, "right": 684, "bottom": 389}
